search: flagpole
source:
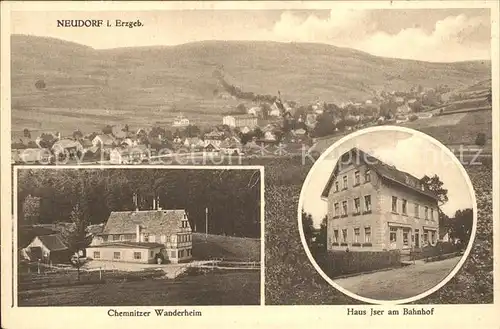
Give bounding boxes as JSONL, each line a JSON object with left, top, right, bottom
{"left": 205, "top": 207, "right": 208, "bottom": 239}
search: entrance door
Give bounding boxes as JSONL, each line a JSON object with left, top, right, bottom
{"left": 414, "top": 229, "right": 420, "bottom": 248}
{"left": 389, "top": 227, "right": 397, "bottom": 249}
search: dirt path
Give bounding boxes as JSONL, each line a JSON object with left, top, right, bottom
{"left": 334, "top": 257, "right": 461, "bottom": 301}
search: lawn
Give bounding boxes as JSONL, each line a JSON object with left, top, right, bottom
{"left": 18, "top": 271, "right": 260, "bottom": 306}
{"left": 192, "top": 233, "right": 261, "bottom": 262}
{"left": 333, "top": 257, "right": 461, "bottom": 301}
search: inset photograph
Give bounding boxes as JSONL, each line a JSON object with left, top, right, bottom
{"left": 15, "top": 166, "right": 262, "bottom": 306}
{"left": 299, "top": 127, "right": 476, "bottom": 303}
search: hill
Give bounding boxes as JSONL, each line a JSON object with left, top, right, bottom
{"left": 192, "top": 233, "right": 260, "bottom": 261}
{"left": 11, "top": 34, "right": 491, "bottom": 134}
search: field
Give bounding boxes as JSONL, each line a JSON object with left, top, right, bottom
{"left": 263, "top": 156, "right": 493, "bottom": 304}
{"left": 192, "top": 233, "right": 261, "bottom": 262}
{"left": 11, "top": 35, "right": 491, "bottom": 135}
{"left": 18, "top": 271, "right": 260, "bottom": 306}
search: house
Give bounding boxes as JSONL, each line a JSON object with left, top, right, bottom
{"left": 204, "top": 143, "right": 220, "bottom": 154}
{"left": 321, "top": 148, "right": 439, "bottom": 252}
{"left": 51, "top": 139, "right": 84, "bottom": 159}
{"left": 22, "top": 234, "right": 71, "bottom": 264}
{"left": 183, "top": 137, "right": 204, "bottom": 149}
{"left": 269, "top": 101, "right": 285, "bottom": 117}
{"left": 222, "top": 114, "right": 258, "bottom": 128}
{"left": 173, "top": 114, "right": 190, "bottom": 128}
{"left": 92, "top": 134, "right": 117, "bottom": 148}
{"left": 87, "top": 208, "right": 192, "bottom": 264}
{"left": 14, "top": 148, "right": 52, "bottom": 164}
{"left": 110, "top": 145, "right": 150, "bottom": 164}
{"left": 248, "top": 106, "right": 262, "bottom": 117}
{"left": 220, "top": 137, "right": 243, "bottom": 155}
{"left": 240, "top": 126, "right": 252, "bottom": 134}
{"left": 203, "top": 130, "right": 225, "bottom": 147}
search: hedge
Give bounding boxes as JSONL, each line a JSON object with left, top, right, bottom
{"left": 411, "top": 241, "right": 462, "bottom": 261}
{"left": 313, "top": 249, "right": 401, "bottom": 278}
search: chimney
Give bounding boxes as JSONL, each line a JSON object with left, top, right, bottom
{"left": 136, "top": 224, "right": 141, "bottom": 242}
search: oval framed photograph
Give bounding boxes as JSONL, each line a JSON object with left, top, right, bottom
{"left": 298, "top": 125, "right": 477, "bottom": 304}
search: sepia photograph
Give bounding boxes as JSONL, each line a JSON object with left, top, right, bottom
{"left": 299, "top": 127, "right": 476, "bottom": 303}
{"left": 1, "top": 1, "right": 498, "bottom": 328}
{"left": 15, "top": 166, "right": 263, "bottom": 306}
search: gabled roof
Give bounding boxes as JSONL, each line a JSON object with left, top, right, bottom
{"left": 37, "top": 234, "right": 68, "bottom": 252}
{"left": 102, "top": 210, "right": 189, "bottom": 236}
{"left": 93, "top": 134, "right": 116, "bottom": 145}
{"left": 321, "top": 148, "right": 438, "bottom": 201}
{"left": 87, "top": 241, "right": 165, "bottom": 249}
{"left": 52, "top": 139, "right": 82, "bottom": 151}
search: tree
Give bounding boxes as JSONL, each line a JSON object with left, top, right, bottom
{"left": 35, "top": 79, "right": 46, "bottom": 90}
{"left": 475, "top": 133, "right": 486, "bottom": 146}
{"left": 313, "top": 113, "right": 336, "bottom": 137}
{"left": 23, "top": 128, "right": 31, "bottom": 138}
{"left": 22, "top": 195, "right": 41, "bottom": 224}
{"left": 73, "top": 130, "right": 83, "bottom": 140}
{"left": 67, "top": 180, "right": 90, "bottom": 281}
{"left": 236, "top": 103, "right": 247, "bottom": 114}
{"left": 38, "top": 133, "right": 57, "bottom": 149}
{"left": 301, "top": 211, "right": 314, "bottom": 248}
{"left": 253, "top": 127, "right": 264, "bottom": 139}
{"left": 102, "top": 125, "right": 113, "bottom": 135}
{"left": 317, "top": 215, "right": 328, "bottom": 249}
{"left": 450, "top": 208, "right": 473, "bottom": 248}
{"left": 420, "top": 174, "right": 448, "bottom": 206}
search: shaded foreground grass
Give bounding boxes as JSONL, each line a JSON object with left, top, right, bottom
{"left": 192, "top": 233, "right": 260, "bottom": 262}
{"left": 18, "top": 271, "right": 260, "bottom": 306}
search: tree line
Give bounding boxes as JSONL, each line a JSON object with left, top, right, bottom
{"left": 18, "top": 168, "right": 261, "bottom": 238}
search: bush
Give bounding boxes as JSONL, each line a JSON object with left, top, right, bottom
{"left": 475, "top": 133, "right": 486, "bottom": 146}
{"left": 314, "top": 250, "right": 401, "bottom": 278}
{"left": 409, "top": 114, "right": 418, "bottom": 121}
{"left": 412, "top": 241, "right": 461, "bottom": 260}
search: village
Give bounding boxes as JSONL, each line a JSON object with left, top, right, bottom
{"left": 11, "top": 83, "right": 474, "bottom": 165}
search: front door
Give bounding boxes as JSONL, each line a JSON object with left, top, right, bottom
{"left": 414, "top": 229, "right": 420, "bottom": 248}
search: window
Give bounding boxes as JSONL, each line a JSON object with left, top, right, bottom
{"left": 414, "top": 204, "right": 419, "bottom": 218}
{"left": 333, "top": 230, "right": 339, "bottom": 243}
{"left": 354, "top": 171, "right": 360, "bottom": 185}
{"left": 403, "top": 229, "right": 410, "bottom": 247}
{"left": 364, "top": 227, "right": 371, "bottom": 243}
{"left": 334, "top": 203, "right": 339, "bottom": 216}
{"left": 171, "top": 250, "right": 176, "bottom": 258}
{"left": 390, "top": 227, "right": 397, "bottom": 243}
{"left": 354, "top": 228, "right": 360, "bottom": 243}
{"left": 150, "top": 250, "right": 155, "bottom": 258}
{"left": 423, "top": 230, "right": 429, "bottom": 243}
{"left": 93, "top": 251, "right": 100, "bottom": 259}
{"left": 119, "top": 235, "right": 125, "bottom": 241}
{"left": 425, "top": 206, "right": 429, "bottom": 220}
{"left": 335, "top": 181, "right": 339, "bottom": 192}
{"left": 430, "top": 208, "right": 434, "bottom": 221}
{"left": 364, "top": 195, "right": 372, "bottom": 212}
{"left": 161, "top": 234, "right": 166, "bottom": 243}
{"left": 150, "top": 235, "right": 156, "bottom": 243}
{"left": 342, "top": 201, "right": 348, "bottom": 216}
{"left": 342, "top": 229, "right": 347, "bottom": 242}
{"left": 143, "top": 233, "right": 149, "bottom": 242}
{"left": 392, "top": 196, "right": 398, "bottom": 213}
{"left": 402, "top": 199, "right": 407, "bottom": 215}
{"left": 343, "top": 176, "right": 348, "bottom": 189}
{"left": 134, "top": 252, "right": 141, "bottom": 259}
{"left": 365, "top": 170, "right": 371, "bottom": 183}
{"left": 354, "top": 198, "right": 360, "bottom": 214}
{"left": 113, "top": 235, "right": 119, "bottom": 241}
{"left": 113, "top": 252, "right": 121, "bottom": 260}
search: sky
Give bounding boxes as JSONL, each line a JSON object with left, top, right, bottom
{"left": 302, "top": 130, "right": 474, "bottom": 228}
{"left": 10, "top": 8, "right": 491, "bottom": 62}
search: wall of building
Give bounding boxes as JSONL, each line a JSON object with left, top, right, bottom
{"left": 325, "top": 162, "right": 440, "bottom": 251}
{"left": 87, "top": 246, "right": 163, "bottom": 264}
